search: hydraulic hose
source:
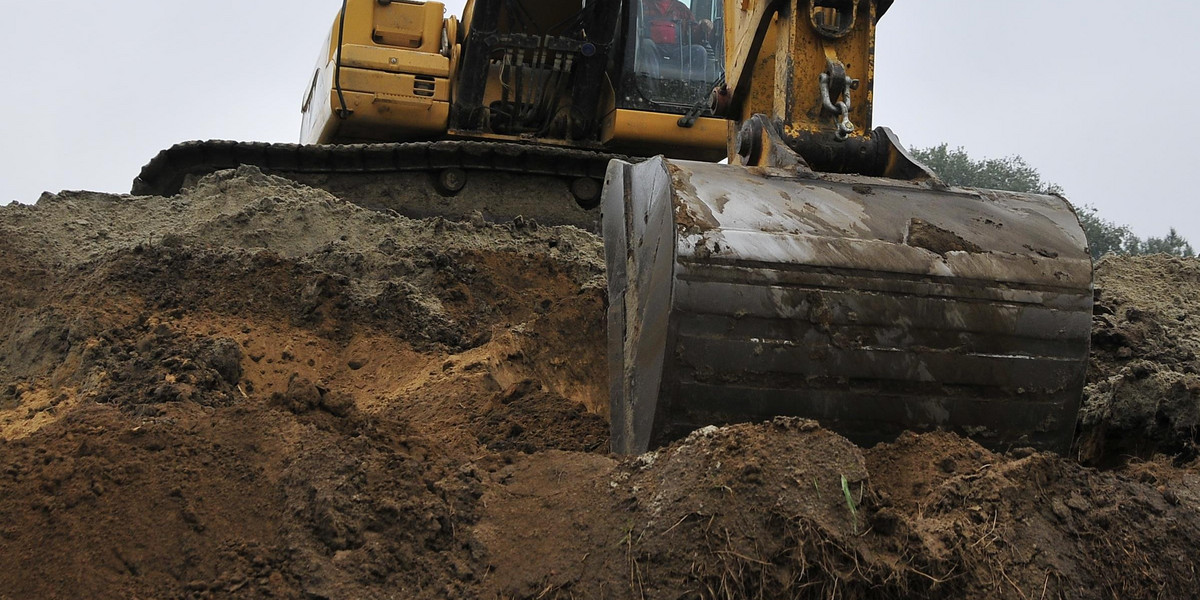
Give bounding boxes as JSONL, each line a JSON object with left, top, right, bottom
{"left": 334, "top": 0, "right": 351, "bottom": 118}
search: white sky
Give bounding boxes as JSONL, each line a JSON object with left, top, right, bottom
{"left": 1, "top": 0, "right": 1196, "bottom": 244}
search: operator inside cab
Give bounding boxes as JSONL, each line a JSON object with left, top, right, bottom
{"left": 636, "top": 0, "right": 716, "bottom": 85}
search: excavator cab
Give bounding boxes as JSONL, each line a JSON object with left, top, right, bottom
{"left": 450, "top": 0, "right": 729, "bottom": 161}
{"left": 625, "top": 0, "right": 725, "bottom": 112}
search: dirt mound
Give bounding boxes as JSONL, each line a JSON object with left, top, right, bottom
{"left": 2, "top": 169, "right": 1199, "bottom": 599}
{"left": 1079, "top": 255, "right": 1200, "bottom": 464}
{"left": 475, "top": 423, "right": 1200, "bottom": 599}
{"left": 0, "top": 168, "right": 607, "bottom": 598}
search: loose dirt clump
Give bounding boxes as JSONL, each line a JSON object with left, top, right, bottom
{"left": 471, "top": 379, "right": 609, "bottom": 454}
{"left": 868, "top": 432, "right": 1200, "bottom": 599}
{"left": 2, "top": 169, "right": 1200, "bottom": 599}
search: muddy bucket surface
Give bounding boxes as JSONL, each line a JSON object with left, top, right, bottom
{"left": 603, "top": 156, "right": 1093, "bottom": 455}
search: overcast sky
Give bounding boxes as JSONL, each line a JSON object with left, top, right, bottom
{"left": 2, "top": 0, "right": 1196, "bottom": 244}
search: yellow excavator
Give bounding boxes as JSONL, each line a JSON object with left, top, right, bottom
{"left": 135, "top": 0, "right": 1093, "bottom": 454}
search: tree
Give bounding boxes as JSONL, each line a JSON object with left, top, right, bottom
{"left": 1138, "top": 228, "right": 1195, "bottom": 258}
{"left": 1075, "top": 205, "right": 1139, "bottom": 259}
{"left": 909, "top": 144, "right": 1062, "bottom": 195}
{"left": 911, "top": 144, "right": 1193, "bottom": 260}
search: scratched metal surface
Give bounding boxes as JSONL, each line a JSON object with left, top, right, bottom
{"left": 605, "top": 157, "right": 1093, "bottom": 455}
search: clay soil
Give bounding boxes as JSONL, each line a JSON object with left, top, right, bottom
{"left": 1, "top": 168, "right": 1198, "bottom": 599}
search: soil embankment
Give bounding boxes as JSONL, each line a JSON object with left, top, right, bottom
{"left": 1, "top": 169, "right": 1197, "bottom": 599}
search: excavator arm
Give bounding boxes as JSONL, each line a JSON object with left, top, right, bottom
{"left": 722, "top": 0, "right": 891, "bottom": 134}
{"left": 716, "top": 0, "right": 926, "bottom": 177}
{"left": 603, "top": 0, "right": 1093, "bottom": 455}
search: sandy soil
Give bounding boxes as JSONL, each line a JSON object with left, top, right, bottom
{"left": 0, "top": 168, "right": 1197, "bottom": 599}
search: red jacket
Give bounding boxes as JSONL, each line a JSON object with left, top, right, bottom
{"left": 644, "top": 0, "right": 696, "bottom": 45}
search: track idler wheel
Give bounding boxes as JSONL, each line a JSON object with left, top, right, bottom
{"left": 435, "top": 168, "right": 468, "bottom": 196}
{"left": 570, "top": 177, "right": 602, "bottom": 209}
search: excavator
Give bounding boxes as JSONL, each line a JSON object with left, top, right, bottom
{"left": 134, "top": 0, "right": 1094, "bottom": 455}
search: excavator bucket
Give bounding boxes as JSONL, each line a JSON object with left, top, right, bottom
{"left": 604, "top": 157, "right": 1093, "bottom": 455}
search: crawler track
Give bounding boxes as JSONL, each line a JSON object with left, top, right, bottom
{"left": 133, "top": 140, "right": 631, "bottom": 228}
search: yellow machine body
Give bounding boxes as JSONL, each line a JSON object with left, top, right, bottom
{"left": 301, "top": 1, "right": 454, "bottom": 144}
{"left": 600, "top": 109, "right": 727, "bottom": 161}
{"left": 300, "top": 0, "right": 728, "bottom": 160}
